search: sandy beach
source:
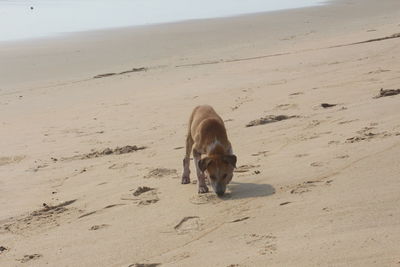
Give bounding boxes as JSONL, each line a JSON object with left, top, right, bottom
{"left": 1, "top": 0, "right": 400, "bottom": 266}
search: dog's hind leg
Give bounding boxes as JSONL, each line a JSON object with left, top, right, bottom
{"left": 182, "top": 133, "right": 193, "bottom": 184}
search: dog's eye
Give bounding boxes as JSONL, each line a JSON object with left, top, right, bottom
{"left": 223, "top": 174, "right": 227, "bottom": 179}
{"left": 210, "top": 175, "right": 216, "bottom": 180}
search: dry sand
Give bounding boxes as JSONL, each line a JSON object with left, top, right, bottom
{"left": 1, "top": 0, "right": 400, "bottom": 266}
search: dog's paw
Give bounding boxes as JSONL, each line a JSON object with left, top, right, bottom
{"left": 198, "top": 185, "right": 209, "bottom": 193}
{"left": 181, "top": 176, "right": 191, "bottom": 184}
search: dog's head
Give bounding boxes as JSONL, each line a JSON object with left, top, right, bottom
{"left": 198, "top": 154, "right": 237, "bottom": 197}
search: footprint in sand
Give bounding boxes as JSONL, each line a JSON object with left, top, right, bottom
{"left": 290, "top": 179, "right": 333, "bottom": 194}
{"left": 29, "top": 163, "right": 49, "bottom": 172}
{"left": 144, "top": 168, "right": 178, "bottom": 179}
{"left": 0, "top": 155, "right": 26, "bottom": 166}
{"left": 310, "top": 161, "right": 324, "bottom": 167}
{"left": 136, "top": 191, "right": 159, "bottom": 205}
{"left": 108, "top": 162, "right": 133, "bottom": 170}
{"left": 89, "top": 224, "right": 110, "bottom": 231}
{"left": 189, "top": 193, "right": 228, "bottom": 205}
{"left": 1, "top": 200, "right": 78, "bottom": 235}
{"left": 231, "top": 88, "right": 253, "bottom": 111}
{"left": 239, "top": 233, "right": 277, "bottom": 255}
{"left": 298, "top": 131, "right": 332, "bottom": 141}
{"left": 174, "top": 216, "right": 202, "bottom": 234}
{"left": 345, "top": 126, "right": 399, "bottom": 143}
{"left": 121, "top": 186, "right": 159, "bottom": 205}
{"left": 307, "top": 120, "right": 322, "bottom": 128}
{"left": 169, "top": 251, "right": 191, "bottom": 263}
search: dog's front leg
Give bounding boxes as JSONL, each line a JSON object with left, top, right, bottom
{"left": 181, "top": 157, "right": 191, "bottom": 184}
{"left": 182, "top": 134, "right": 193, "bottom": 184}
{"left": 193, "top": 150, "right": 209, "bottom": 193}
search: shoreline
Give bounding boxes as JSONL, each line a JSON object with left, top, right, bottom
{"left": 2, "top": 0, "right": 400, "bottom": 91}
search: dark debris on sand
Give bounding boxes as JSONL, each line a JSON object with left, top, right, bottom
{"left": 64, "top": 145, "right": 146, "bottom": 160}
{"left": 375, "top": 88, "right": 400, "bottom": 98}
{"left": 132, "top": 186, "right": 155, "bottom": 196}
{"left": 128, "top": 264, "right": 161, "bottom": 267}
{"left": 17, "top": 254, "right": 42, "bottom": 263}
{"left": 34, "top": 200, "right": 77, "bottom": 216}
{"left": 94, "top": 67, "right": 147, "bottom": 79}
{"left": 321, "top": 103, "right": 337, "bottom": 108}
{"left": 246, "top": 115, "right": 298, "bottom": 127}
{"left": 83, "top": 145, "right": 146, "bottom": 158}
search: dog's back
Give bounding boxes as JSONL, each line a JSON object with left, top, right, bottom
{"left": 189, "top": 105, "right": 230, "bottom": 154}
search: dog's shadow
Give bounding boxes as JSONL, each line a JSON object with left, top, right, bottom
{"left": 226, "top": 181, "right": 275, "bottom": 200}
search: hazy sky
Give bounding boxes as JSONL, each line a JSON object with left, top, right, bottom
{"left": 0, "top": 0, "right": 323, "bottom": 41}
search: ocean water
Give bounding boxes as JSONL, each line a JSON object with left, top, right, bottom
{"left": 0, "top": 0, "right": 323, "bottom": 41}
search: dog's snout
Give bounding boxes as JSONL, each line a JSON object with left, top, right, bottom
{"left": 215, "top": 183, "right": 226, "bottom": 197}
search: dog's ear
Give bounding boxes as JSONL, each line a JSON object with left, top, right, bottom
{"left": 224, "top": 155, "right": 237, "bottom": 168}
{"left": 198, "top": 157, "right": 213, "bottom": 172}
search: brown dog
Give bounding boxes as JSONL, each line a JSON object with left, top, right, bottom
{"left": 182, "top": 105, "right": 237, "bottom": 196}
